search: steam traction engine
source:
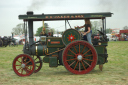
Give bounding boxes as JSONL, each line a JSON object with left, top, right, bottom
{"left": 0, "top": 33, "right": 17, "bottom": 47}
{"left": 12, "top": 12, "right": 113, "bottom": 77}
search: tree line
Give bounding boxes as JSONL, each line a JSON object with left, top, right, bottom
{"left": 12, "top": 22, "right": 128, "bottom": 35}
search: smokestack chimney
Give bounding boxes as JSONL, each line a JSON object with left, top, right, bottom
{"left": 12, "top": 33, "right": 13, "bottom": 38}
{"left": 27, "top": 11, "right": 33, "bottom": 15}
{"left": 27, "top": 11, "right": 34, "bottom": 45}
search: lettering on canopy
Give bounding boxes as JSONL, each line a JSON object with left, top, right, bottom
{"left": 91, "top": 15, "right": 103, "bottom": 17}
{"left": 45, "top": 15, "right": 84, "bottom": 19}
{"left": 28, "top": 17, "right": 37, "bottom": 19}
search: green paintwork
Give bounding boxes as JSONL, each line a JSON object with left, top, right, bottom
{"left": 95, "top": 46, "right": 106, "bottom": 64}
{"left": 19, "top": 12, "right": 113, "bottom": 21}
{"left": 42, "top": 47, "right": 59, "bottom": 63}
{"left": 95, "top": 46, "right": 105, "bottom": 54}
{"left": 46, "top": 37, "right": 65, "bottom": 48}
{"left": 49, "top": 57, "right": 58, "bottom": 67}
{"left": 43, "top": 56, "right": 49, "bottom": 63}
{"left": 101, "top": 42, "right": 108, "bottom": 45}
{"left": 48, "top": 48, "right": 58, "bottom": 55}
{"left": 97, "top": 55, "right": 105, "bottom": 64}
{"left": 62, "top": 29, "right": 81, "bottom": 45}
{"left": 37, "top": 30, "right": 108, "bottom": 65}
{"left": 36, "top": 45, "right": 47, "bottom": 56}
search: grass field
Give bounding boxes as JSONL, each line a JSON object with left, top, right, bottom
{"left": 0, "top": 41, "right": 128, "bottom": 85}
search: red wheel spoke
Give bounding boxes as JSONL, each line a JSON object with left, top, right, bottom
{"left": 26, "top": 65, "right": 33, "bottom": 66}
{"left": 36, "top": 65, "right": 39, "bottom": 67}
{"left": 79, "top": 62, "right": 81, "bottom": 72}
{"left": 24, "top": 57, "right": 27, "bottom": 62}
{"left": 33, "top": 56, "right": 42, "bottom": 73}
{"left": 73, "top": 46, "right": 78, "bottom": 53}
{"left": 67, "top": 54, "right": 75, "bottom": 57}
{"left": 79, "top": 43, "right": 80, "bottom": 54}
{"left": 25, "top": 67, "right": 31, "bottom": 71}
{"left": 35, "top": 57, "right": 38, "bottom": 61}
{"left": 27, "top": 68, "right": 31, "bottom": 71}
{"left": 15, "top": 65, "right": 21, "bottom": 66}
{"left": 66, "top": 58, "right": 76, "bottom": 61}
{"left": 83, "top": 60, "right": 91, "bottom": 67}
{"left": 81, "top": 46, "right": 86, "bottom": 54}
{"left": 83, "top": 54, "right": 92, "bottom": 57}
{"left": 17, "top": 67, "right": 22, "bottom": 71}
{"left": 74, "top": 61, "right": 78, "bottom": 70}
{"left": 82, "top": 49, "right": 91, "bottom": 56}
{"left": 83, "top": 58, "right": 94, "bottom": 62}
{"left": 21, "top": 57, "right": 23, "bottom": 64}
{"left": 69, "top": 49, "right": 76, "bottom": 55}
{"left": 21, "top": 68, "right": 23, "bottom": 74}
{"left": 81, "top": 61, "right": 86, "bottom": 70}
{"left": 25, "top": 60, "right": 31, "bottom": 65}
{"left": 24, "top": 67, "right": 31, "bottom": 74}
{"left": 17, "top": 60, "right": 21, "bottom": 64}
{"left": 35, "top": 61, "right": 41, "bottom": 63}
{"left": 69, "top": 61, "right": 76, "bottom": 67}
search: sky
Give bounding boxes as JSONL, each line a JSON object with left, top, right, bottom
{"left": 0, "top": 0, "right": 128, "bottom": 36}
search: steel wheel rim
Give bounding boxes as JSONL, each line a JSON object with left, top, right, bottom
{"left": 63, "top": 40, "right": 97, "bottom": 74}
{"left": 13, "top": 54, "right": 35, "bottom": 77}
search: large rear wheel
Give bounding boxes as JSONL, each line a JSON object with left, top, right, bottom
{"left": 63, "top": 40, "right": 97, "bottom": 74}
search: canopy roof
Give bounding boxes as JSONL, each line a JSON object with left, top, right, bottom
{"left": 19, "top": 12, "right": 113, "bottom": 21}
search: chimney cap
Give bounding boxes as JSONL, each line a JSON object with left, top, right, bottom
{"left": 27, "top": 11, "right": 33, "bottom": 15}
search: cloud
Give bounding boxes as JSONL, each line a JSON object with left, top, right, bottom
{"left": 27, "top": 0, "right": 47, "bottom": 11}
{"left": 97, "top": 0, "right": 128, "bottom": 12}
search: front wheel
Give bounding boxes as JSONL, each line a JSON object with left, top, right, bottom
{"left": 62, "top": 40, "right": 97, "bottom": 74}
{"left": 12, "top": 54, "right": 35, "bottom": 77}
